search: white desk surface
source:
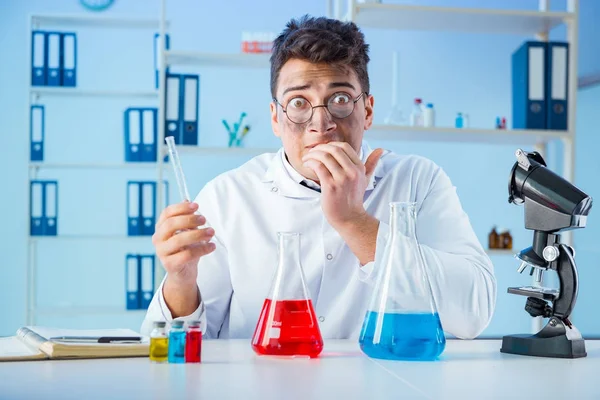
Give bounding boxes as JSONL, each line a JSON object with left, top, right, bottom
{"left": 1, "top": 339, "right": 599, "bottom": 400}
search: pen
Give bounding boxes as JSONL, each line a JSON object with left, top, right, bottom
{"left": 50, "top": 336, "right": 143, "bottom": 343}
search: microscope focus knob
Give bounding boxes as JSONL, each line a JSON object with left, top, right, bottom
{"left": 543, "top": 245, "right": 560, "bottom": 262}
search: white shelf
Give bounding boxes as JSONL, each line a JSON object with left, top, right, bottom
{"left": 166, "top": 145, "right": 279, "bottom": 156}
{"left": 346, "top": 4, "right": 573, "bottom": 35}
{"left": 29, "top": 235, "right": 153, "bottom": 242}
{"left": 486, "top": 249, "right": 516, "bottom": 256}
{"left": 166, "top": 50, "right": 271, "bottom": 68}
{"left": 29, "top": 162, "right": 159, "bottom": 170}
{"left": 35, "top": 306, "right": 148, "bottom": 317}
{"left": 29, "top": 87, "right": 159, "bottom": 98}
{"left": 31, "top": 14, "right": 168, "bottom": 29}
{"left": 365, "top": 125, "right": 569, "bottom": 146}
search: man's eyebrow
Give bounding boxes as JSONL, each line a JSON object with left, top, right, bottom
{"left": 328, "top": 82, "right": 356, "bottom": 90}
{"left": 282, "top": 84, "right": 311, "bottom": 97}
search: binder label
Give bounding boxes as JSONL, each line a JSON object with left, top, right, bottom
{"left": 528, "top": 47, "right": 545, "bottom": 101}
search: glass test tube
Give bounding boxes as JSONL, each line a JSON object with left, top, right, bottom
{"left": 165, "top": 136, "right": 191, "bottom": 202}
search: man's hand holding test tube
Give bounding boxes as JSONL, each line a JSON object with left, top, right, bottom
{"left": 151, "top": 137, "right": 216, "bottom": 318}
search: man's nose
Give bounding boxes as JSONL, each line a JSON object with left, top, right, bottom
{"left": 308, "top": 106, "right": 336, "bottom": 134}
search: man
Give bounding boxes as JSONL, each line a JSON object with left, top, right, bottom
{"left": 142, "top": 15, "right": 496, "bottom": 340}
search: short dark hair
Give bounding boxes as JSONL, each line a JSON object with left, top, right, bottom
{"left": 270, "top": 15, "right": 370, "bottom": 98}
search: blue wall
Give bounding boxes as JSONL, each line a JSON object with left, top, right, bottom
{"left": 0, "top": 0, "right": 599, "bottom": 338}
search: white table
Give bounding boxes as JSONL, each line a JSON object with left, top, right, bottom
{"left": 1, "top": 339, "right": 599, "bottom": 399}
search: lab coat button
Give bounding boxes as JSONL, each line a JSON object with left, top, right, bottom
{"left": 319, "top": 316, "right": 325, "bottom": 322}
{"left": 326, "top": 253, "right": 333, "bottom": 260}
{"left": 271, "top": 187, "right": 278, "bottom": 192}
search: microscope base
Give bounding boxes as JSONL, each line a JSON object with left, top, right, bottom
{"left": 500, "top": 318, "right": 587, "bottom": 358}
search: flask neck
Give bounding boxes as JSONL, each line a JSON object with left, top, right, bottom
{"left": 390, "top": 202, "right": 417, "bottom": 238}
{"left": 278, "top": 233, "right": 302, "bottom": 268}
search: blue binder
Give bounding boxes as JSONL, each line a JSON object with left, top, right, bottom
{"left": 154, "top": 33, "right": 170, "bottom": 89}
{"left": 30, "top": 180, "right": 58, "bottom": 236}
{"left": 546, "top": 42, "right": 569, "bottom": 131}
{"left": 140, "top": 255, "right": 155, "bottom": 309}
{"left": 30, "top": 181, "right": 44, "bottom": 236}
{"left": 182, "top": 74, "right": 199, "bottom": 145}
{"left": 165, "top": 73, "right": 182, "bottom": 144}
{"left": 44, "top": 181, "right": 58, "bottom": 236}
{"left": 60, "top": 32, "right": 77, "bottom": 87}
{"left": 512, "top": 41, "right": 547, "bottom": 130}
{"left": 125, "top": 254, "right": 141, "bottom": 310}
{"left": 141, "top": 108, "right": 158, "bottom": 162}
{"left": 141, "top": 182, "right": 156, "bottom": 236}
{"left": 124, "top": 108, "right": 141, "bottom": 162}
{"left": 127, "top": 181, "right": 141, "bottom": 236}
{"left": 31, "top": 30, "right": 46, "bottom": 86}
{"left": 30, "top": 105, "right": 45, "bottom": 161}
{"left": 46, "top": 32, "right": 61, "bottom": 87}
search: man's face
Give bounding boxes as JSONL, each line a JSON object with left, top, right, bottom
{"left": 270, "top": 58, "right": 374, "bottom": 182}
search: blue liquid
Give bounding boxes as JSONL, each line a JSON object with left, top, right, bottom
{"left": 168, "top": 330, "right": 186, "bottom": 363}
{"left": 359, "top": 311, "right": 446, "bottom": 361}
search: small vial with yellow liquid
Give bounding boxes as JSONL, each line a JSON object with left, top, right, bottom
{"left": 150, "top": 321, "right": 169, "bottom": 363}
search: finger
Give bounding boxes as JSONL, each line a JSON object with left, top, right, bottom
{"left": 308, "top": 143, "right": 357, "bottom": 175}
{"left": 326, "top": 142, "right": 362, "bottom": 166}
{"left": 162, "top": 242, "right": 216, "bottom": 272}
{"left": 156, "top": 201, "right": 199, "bottom": 228}
{"left": 161, "top": 227, "right": 215, "bottom": 256}
{"left": 155, "top": 214, "right": 207, "bottom": 243}
{"left": 302, "top": 150, "right": 345, "bottom": 181}
{"left": 365, "top": 148, "right": 385, "bottom": 182}
{"left": 303, "top": 159, "right": 333, "bottom": 185}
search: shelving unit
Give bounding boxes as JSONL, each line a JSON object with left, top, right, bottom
{"left": 165, "top": 50, "right": 271, "bottom": 68}
{"left": 25, "top": 14, "right": 166, "bottom": 326}
{"left": 29, "top": 87, "right": 159, "bottom": 98}
{"left": 344, "top": 2, "right": 572, "bottom": 34}
{"left": 335, "top": 0, "right": 579, "bottom": 334}
{"left": 365, "top": 125, "right": 568, "bottom": 146}
{"left": 28, "top": 162, "right": 161, "bottom": 170}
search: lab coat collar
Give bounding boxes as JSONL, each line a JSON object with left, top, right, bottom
{"left": 262, "top": 141, "right": 386, "bottom": 199}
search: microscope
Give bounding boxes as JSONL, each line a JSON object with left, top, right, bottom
{"left": 500, "top": 149, "right": 593, "bottom": 358}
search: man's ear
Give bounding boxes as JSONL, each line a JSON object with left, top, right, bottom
{"left": 364, "top": 94, "right": 374, "bottom": 131}
{"left": 271, "top": 101, "right": 281, "bottom": 138}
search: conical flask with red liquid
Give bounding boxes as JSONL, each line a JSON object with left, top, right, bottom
{"left": 251, "top": 232, "right": 323, "bottom": 358}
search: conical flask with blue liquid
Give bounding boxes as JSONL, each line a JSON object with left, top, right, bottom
{"left": 359, "top": 202, "right": 445, "bottom": 361}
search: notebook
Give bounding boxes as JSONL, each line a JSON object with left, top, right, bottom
{"left": 0, "top": 326, "right": 149, "bottom": 362}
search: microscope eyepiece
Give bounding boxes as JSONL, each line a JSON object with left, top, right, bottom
{"left": 508, "top": 149, "right": 592, "bottom": 233}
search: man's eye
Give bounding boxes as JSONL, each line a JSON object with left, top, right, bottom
{"left": 331, "top": 93, "right": 351, "bottom": 104}
{"left": 289, "top": 98, "right": 308, "bottom": 108}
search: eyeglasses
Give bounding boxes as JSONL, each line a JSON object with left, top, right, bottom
{"left": 273, "top": 92, "right": 366, "bottom": 124}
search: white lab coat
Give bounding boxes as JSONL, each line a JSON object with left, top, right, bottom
{"left": 141, "top": 141, "right": 497, "bottom": 340}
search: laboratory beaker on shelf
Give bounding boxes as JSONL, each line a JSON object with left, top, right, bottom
{"left": 383, "top": 104, "right": 407, "bottom": 125}
{"left": 251, "top": 232, "right": 323, "bottom": 358}
{"left": 359, "top": 202, "right": 445, "bottom": 361}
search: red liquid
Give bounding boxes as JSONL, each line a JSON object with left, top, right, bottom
{"left": 251, "top": 299, "right": 323, "bottom": 358}
{"left": 185, "top": 330, "right": 202, "bottom": 363}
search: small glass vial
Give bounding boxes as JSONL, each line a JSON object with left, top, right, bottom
{"left": 488, "top": 226, "right": 501, "bottom": 249}
{"left": 149, "top": 321, "right": 168, "bottom": 363}
{"left": 455, "top": 112, "right": 464, "bottom": 128}
{"left": 185, "top": 320, "right": 202, "bottom": 363}
{"left": 499, "top": 228, "right": 513, "bottom": 250}
{"left": 168, "top": 320, "right": 186, "bottom": 363}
